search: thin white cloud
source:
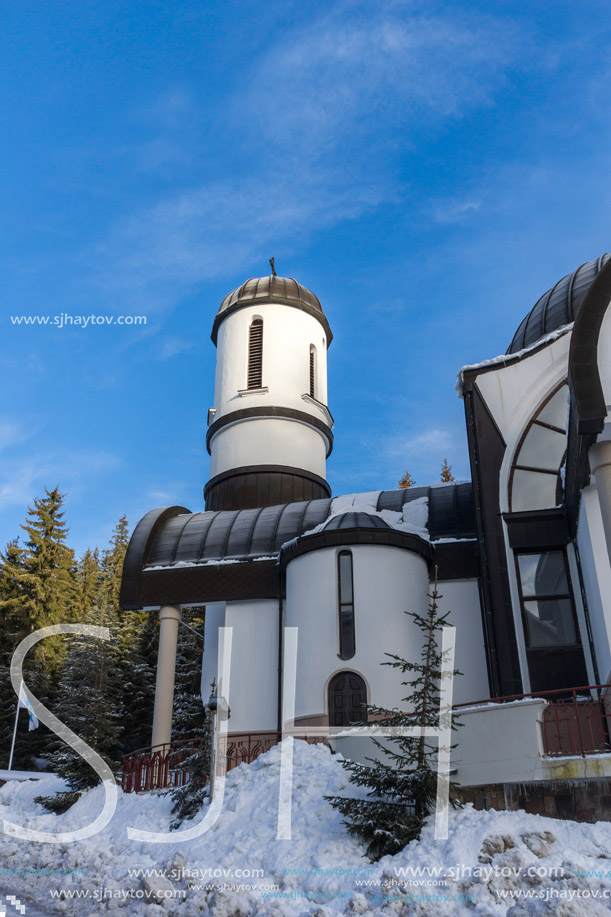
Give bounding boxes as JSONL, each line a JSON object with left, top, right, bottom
{"left": 0, "top": 450, "right": 121, "bottom": 513}
{"left": 87, "top": 2, "right": 525, "bottom": 314}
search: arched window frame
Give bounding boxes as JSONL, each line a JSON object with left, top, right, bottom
{"left": 247, "top": 317, "right": 263, "bottom": 389}
{"left": 508, "top": 381, "right": 568, "bottom": 513}
{"left": 337, "top": 550, "right": 355, "bottom": 660}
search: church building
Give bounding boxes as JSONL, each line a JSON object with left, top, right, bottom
{"left": 120, "top": 255, "right": 611, "bottom": 808}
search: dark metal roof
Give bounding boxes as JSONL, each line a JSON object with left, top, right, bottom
{"left": 120, "top": 483, "right": 477, "bottom": 608}
{"left": 134, "top": 483, "right": 474, "bottom": 570}
{"left": 212, "top": 275, "right": 333, "bottom": 345}
{"left": 321, "top": 512, "right": 391, "bottom": 531}
{"left": 508, "top": 254, "right": 611, "bottom": 355}
{"left": 219, "top": 276, "right": 323, "bottom": 316}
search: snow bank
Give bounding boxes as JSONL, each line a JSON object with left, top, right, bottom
{"left": 2, "top": 740, "right": 611, "bottom": 915}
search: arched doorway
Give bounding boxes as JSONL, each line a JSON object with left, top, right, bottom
{"left": 328, "top": 671, "right": 368, "bottom": 727}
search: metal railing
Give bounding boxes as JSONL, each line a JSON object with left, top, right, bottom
{"left": 454, "top": 684, "right": 611, "bottom": 759}
{"left": 121, "top": 738, "right": 203, "bottom": 793}
{"left": 121, "top": 732, "right": 329, "bottom": 793}
{"left": 121, "top": 685, "right": 611, "bottom": 792}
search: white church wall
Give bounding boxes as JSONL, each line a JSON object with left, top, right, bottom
{"left": 209, "top": 416, "right": 327, "bottom": 479}
{"left": 285, "top": 544, "right": 430, "bottom": 722}
{"left": 201, "top": 601, "right": 226, "bottom": 706}
{"left": 222, "top": 599, "right": 279, "bottom": 734}
{"left": 435, "top": 579, "right": 489, "bottom": 705}
{"left": 213, "top": 303, "right": 328, "bottom": 418}
{"left": 330, "top": 698, "right": 548, "bottom": 786}
{"left": 577, "top": 486, "right": 611, "bottom": 684}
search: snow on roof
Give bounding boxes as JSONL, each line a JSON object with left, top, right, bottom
{"left": 455, "top": 322, "right": 573, "bottom": 397}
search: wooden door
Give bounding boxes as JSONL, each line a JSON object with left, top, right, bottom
{"left": 328, "top": 672, "right": 367, "bottom": 727}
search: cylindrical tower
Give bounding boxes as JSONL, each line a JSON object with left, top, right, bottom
{"left": 204, "top": 274, "right": 334, "bottom": 511}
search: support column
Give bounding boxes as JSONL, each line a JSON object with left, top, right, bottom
{"left": 151, "top": 605, "right": 181, "bottom": 749}
{"left": 590, "top": 440, "right": 611, "bottom": 571}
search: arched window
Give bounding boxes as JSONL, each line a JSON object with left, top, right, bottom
{"left": 509, "top": 382, "right": 568, "bottom": 512}
{"left": 337, "top": 550, "right": 355, "bottom": 659}
{"left": 247, "top": 318, "right": 263, "bottom": 389}
{"left": 309, "top": 345, "right": 316, "bottom": 398}
{"left": 328, "top": 671, "right": 367, "bottom": 726}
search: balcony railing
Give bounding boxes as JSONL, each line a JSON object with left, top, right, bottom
{"left": 121, "top": 733, "right": 329, "bottom": 793}
{"left": 121, "top": 738, "right": 203, "bottom": 793}
{"left": 121, "top": 686, "right": 611, "bottom": 792}
{"left": 454, "top": 684, "right": 611, "bottom": 758}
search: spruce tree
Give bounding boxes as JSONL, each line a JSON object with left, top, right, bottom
{"left": 398, "top": 470, "right": 415, "bottom": 489}
{"left": 170, "top": 608, "right": 211, "bottom": 827}
{"left": 440, "top": 459, "right": 455, "bottom": 483}
{"left": 0, "top": 490, "right": 76, "bottom": 767}
{"left": 100, "top": 516, "right": 130, "bottom": 616}
{"left": 326, "top": 575, "right": 461, "bottom": 860}
{"left": 76, "top": 548, "right": 101, "bottom": 619}
{"left": 36, "top": 597, "right": 124, "bottom": 813}
{"left": 0, "top": 487, "right": 76, "bottom": 671}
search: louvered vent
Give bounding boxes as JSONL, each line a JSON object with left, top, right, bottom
{"left": 309, "top": 347, "right": 315, "bottom": 398}
{"left": 247, "top": 319, "right": 263, "bottom": 389}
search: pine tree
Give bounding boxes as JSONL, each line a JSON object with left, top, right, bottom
{"left": 326, "top": 575, "right": 461, "bottom": 860}
{"left": 100, "top": 516, "right": 130, "bottom": 616}
{"left": 76, "top": 548, "right": 101, "bottom": 619}
{"left": 115, "top": 610, "right": 156, "bottom": 756}
{"left": 0, "top": 490, "right": 76, "bottom": 767}
{"left": 36, "top": 598, "right": 124, "bottom": 813}
{"left": 169, "top": 608, "right": 211, "bottom": 827}
{"left": 0, "top": 487, "right": 76, "bottom": 671}
{"left": 440, "top": 459, "right": 455, "bottom": 483}
{"left": 398, "top": 470, "right": 416, "bottom": 489}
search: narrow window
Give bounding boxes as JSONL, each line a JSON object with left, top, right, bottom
{"left": 328, "top": 671, "right": 367, "bottom": 726}
{"left": 337, "top": 550, "right": 355, "bottom": 659}
{"left": 309, "top": 345, "right": 316, "bottom": 398}
{"left": 516, "top": 550, "right": 579, "bottom": 647}
{"left": 247, "top": 319, "right": 263, "bottom": 389}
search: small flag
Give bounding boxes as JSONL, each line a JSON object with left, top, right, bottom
{"left": 18, "top": 681, "right": 39, "bottom": 731}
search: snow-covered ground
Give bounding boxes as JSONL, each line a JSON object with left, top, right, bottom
{"left": 1, "top": 741, "right": 611, "bottom": 916}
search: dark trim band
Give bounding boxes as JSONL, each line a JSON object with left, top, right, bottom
{"left": 569, "top": 257, "right": 611, "bottom": 435}
{"left": 120, "top": 505, "right": 191, "bottom": 610}
{"left": 204, "top": 465, "right": 331, "bottom": 499}
{"left": 279, "top": 526, "right": 433, "bottom": 568}
{"left": 212, "top": 300, "right": 333, "bottom": 347}
{"left": 206, "top": 406, "right": 334, "bottom": 456}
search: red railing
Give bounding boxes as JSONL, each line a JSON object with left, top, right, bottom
{"left": 455, "top": 684, "right": 611, "bottom": 758}
{"left": 121, "top": 738, "right": 202, "bottom": 793}
{"left": 121, "top": 733, "right": 329, "bottom": 793}
{"left": 122, "top": 687, "right": 611, "bottom": 792}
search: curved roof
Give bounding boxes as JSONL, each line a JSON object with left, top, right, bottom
{"left": 132, "top": 483, "right": 474, "bottom": 569}
{"left": 508, "top": 254, "right": 611, "bottom": 355}
{"left": 211, "top": 275, "right": 332, "bottom": 344}
{"left": 120, "top": 483, "right": 477, "bottom": 608}
{"left": 321, "top": 512, "right": 391, "bottom": 531}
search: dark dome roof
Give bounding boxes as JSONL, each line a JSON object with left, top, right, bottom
{"left": 508, "top": 254, "right": 611, "bottom": 355}
{"left": 212, "top": 274, "right": 332, "bottom": 344}
{"left": 321, "top": 512, "right": 391, "bottom": 532}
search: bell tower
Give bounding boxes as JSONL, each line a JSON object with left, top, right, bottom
{"left": 204, "top": 274, "right": 334, "bottom": 510}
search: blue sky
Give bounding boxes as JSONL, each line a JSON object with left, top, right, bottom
{"left": 2, "top": 0, "right": 611, "bottom": 557}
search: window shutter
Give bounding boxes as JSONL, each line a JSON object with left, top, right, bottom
{"left": 247, "top": 319, "right": 263, "bottom": 389}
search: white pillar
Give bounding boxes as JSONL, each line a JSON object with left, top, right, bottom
{"left": 151, "top": 605, "right": 181, "bottom": 749}
{"left": 590, "top": 440, "right": 611, "bottom": 571}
